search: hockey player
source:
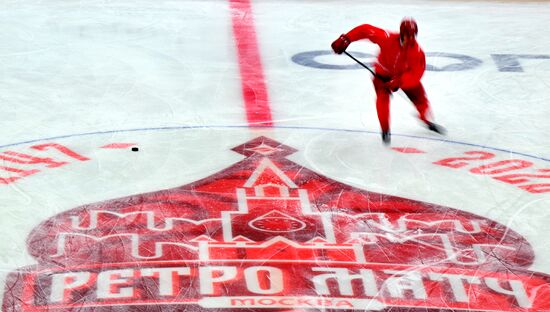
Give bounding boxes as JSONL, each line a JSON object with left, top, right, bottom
{"left": 331, "top": 17, "right": 445, "bottom": 144}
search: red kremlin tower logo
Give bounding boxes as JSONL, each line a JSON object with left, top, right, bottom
{"left": 3, "top": 136, "right": 550, "bottom": 311}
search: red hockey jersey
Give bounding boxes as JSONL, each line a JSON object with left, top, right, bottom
{"left": 346, "top": 24, "right": 426, "bottom": 89}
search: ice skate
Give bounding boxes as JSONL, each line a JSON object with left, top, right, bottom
{"left": 381, "top": 131, "right": 391, "bottom": 145}
{"left": 426, "top": 121, "right": 446, "bottom": 135}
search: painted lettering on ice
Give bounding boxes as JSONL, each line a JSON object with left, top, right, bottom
{"left": 3, "top": 137, "right": 550, "bottom": 312}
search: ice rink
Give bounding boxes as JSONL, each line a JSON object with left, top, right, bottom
{"left": 1, "top": 0, "right": 549, "bottom": 311}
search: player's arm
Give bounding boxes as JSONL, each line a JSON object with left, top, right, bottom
{"left": 331, "top": 24, "right": 388, "bottom": 54}
{"left": 346, "top": 24, "right": 388, "bottom": 44}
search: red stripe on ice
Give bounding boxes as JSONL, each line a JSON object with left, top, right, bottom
{"left": 230, "top": 0, "right": 273, "bottom": 126}
{"left": 392, "top": 147, "right": 426, "bottom": 154}
{"left": 101, "top": 143, "right": 137, "bottom": 149}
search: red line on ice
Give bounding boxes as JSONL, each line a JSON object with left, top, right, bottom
{"left": 230, "top": 0, "right": 273, "bottom": 126}
{"left": 101, "top": 143, "right": 137, "bottom": 149}
{"left": 391, "top": 147, "right": 426, "bottom": 154}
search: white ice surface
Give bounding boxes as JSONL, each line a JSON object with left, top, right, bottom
{"left": 0, "top": 0, "right": 245, "bottom": 147}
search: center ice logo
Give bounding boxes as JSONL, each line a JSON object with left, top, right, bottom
{"left": 3, "top": 136, "right": 550, "bottom": 311}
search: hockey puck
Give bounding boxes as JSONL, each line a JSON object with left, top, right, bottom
{"left": 131, "top": 147, "right": 139, "bottom": 152}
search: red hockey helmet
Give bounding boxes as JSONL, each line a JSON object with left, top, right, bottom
{"left": 400, "top": 17, "right": 418, "bottom": 39}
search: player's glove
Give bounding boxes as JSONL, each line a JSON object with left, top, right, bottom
{"left": 384, "top": 78, "right": 400, "bottom": 92}
{"left": 331, "top": 34, "right": 351, "bottom": 54}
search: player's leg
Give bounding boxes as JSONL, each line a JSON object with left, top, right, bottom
{"left": 402, "top": 83, "right": 430, "bottom": 123}
{"left": 373, "top": 77, "right": 392, "bottom": 144}
{"left": 402, "top": 83, "right": 446, "bottom": 135}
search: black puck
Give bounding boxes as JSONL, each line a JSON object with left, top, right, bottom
{"left": 131, "top": 147, "right": 139, "bottom": 152}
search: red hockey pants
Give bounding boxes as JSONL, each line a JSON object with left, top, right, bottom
{"left": 372, "top": 77, "right": 430, "bottom": 132}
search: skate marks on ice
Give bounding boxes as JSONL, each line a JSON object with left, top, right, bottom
{"left": 1, "top": 129, "right": 550, "bottom": 311}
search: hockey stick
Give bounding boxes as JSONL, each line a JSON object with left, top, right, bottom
{"left": 343, "top": 51, "right": 379, "bottom": 78}
{"left": 344, "top": 51, "right": 395, "bottom": 97}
